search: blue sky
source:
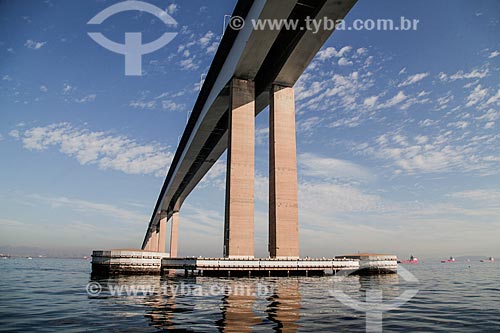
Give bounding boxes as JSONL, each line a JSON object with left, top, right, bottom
{"left": 1, "top": 0, "right": 499, "bottom": 258}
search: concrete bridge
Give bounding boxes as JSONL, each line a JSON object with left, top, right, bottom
{"left": 141, "top": 0, "right": 358, "bottom": 259}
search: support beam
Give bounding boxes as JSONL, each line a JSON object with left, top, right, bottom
{"left": 157, "top": 217, "right": 167, "bottom": 253}
{"left": 224, "top": 78, "right": 255, "bottom": 258}
{"left": 269, "top": 85, "right": 299, "bottom": 258}
{"left": 170, "top": 211, "right": 179, "bottom": 257}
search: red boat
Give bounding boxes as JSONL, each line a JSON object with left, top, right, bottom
{"left": 480, "top": 257, "right": 495, "bottom": 262}
{"left": 398, "top": 255, "right": 419, "bottom": 264}
{"left": 441, "top": 256, "right": 456, "bottom": 263}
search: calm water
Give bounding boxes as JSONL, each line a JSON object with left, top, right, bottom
{"left": 0, "top": 258, "right": 499, "bottom": 332}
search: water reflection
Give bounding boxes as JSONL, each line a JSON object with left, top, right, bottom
{"left": 89, "top": 275, "right": 303, "bottom": 332}
{"left": 331, "top": 273, "right": 403, "bottom": 306}
{"left": 217, "top": 280, "right": 261, "bottom": 332}
{"left": 266, "top": 279, "right": 301, "bottom": 332}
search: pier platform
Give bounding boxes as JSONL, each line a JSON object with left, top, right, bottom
{"left": 161, "top": 257, "right": 360, "bottom": 277}
{"left": 335, "top": 253, "right": 398, "bottom": 274}
{"left": 91, "top": 250, "right": 398, "bottom": 276}
{"left": 91, "top": 249, "right": 169, "bottom": 276}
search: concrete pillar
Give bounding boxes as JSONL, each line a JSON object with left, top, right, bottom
{"left": 150, "top": 229, "right": 159, "bottom": 252}
{"left": 224, "top": 78, "right": 255, "bottom": 258}
{"left": 144, "top": 232, "right": 153, "bottom": 251}
{"left": 157, "top": 217, "right": 167, "bottom": 253}
{"left": 269, "top": 85, "right": 299, "bottom": 258}
{"left": 170, "top": 211, "right": 179, "bottom": 257}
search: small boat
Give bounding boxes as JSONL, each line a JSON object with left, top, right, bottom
{"left": 480, "top": 257, "right": 495, "bottom": 262}
{"left": 441, "top": 256, "right": 455, "bottom": 263}
{"left": 27, "top": 257, "right": 33, "bottom": 260}
{"left": 398, "top": 255, "right": 419, "bottom": 264}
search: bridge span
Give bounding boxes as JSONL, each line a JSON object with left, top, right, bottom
{"left": 141, "top": 0, "right": 358, "bottom": 258}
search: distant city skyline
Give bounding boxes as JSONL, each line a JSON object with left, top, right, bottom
{"left": 1, "top": 0, "right": 500, "bottom": 258}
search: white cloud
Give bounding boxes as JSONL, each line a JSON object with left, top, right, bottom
{"left": 62, "top": 83, "right": 74, "bottom": 94}
{"left": 317, "top": 47, "right": 337, "bottom": 60}
{"left": 449, "top": 189, "right": 500, "bottom": 205}
{"left": 477, "top": 108, "right": 499, "bottom": 123}
{"left": 129, "top": 90, "right": 186, "bottom": 111}
{"left": 337, "top": 46, "right": 352, "bottom": 57}
{"left": 465, "top": 84, "right": 488, "bottom": 107}
{"left": 74, "top": 94, "right": 96, "bottom": 103}
{"left": 206, "top": 41, "right": 219, "bottom": 54}
{"left": 129, "top": 100, "right": 156, "bottom": 109}
{"left": 439, "top": 68, "right": 489, "bottom": 82}
{"left": 338, "top": 57, "right": 353, "bottom": 66}
{"left": 255, "top": 127, "right": 269, "bottom": 146}
{"left": 199, "top": 31, "right": 214, "bottom": 48}
{"left": 180, "top": 57, "right": 199, "bottom": 70}
{"left": 316, "top": 45, "right": 352, "bottom": 62}
{"left": 415, "top": 135, "right": 428, "bottom": 144}
{"left": 198, "top": 159, "right": 226, "bottom": 190}
{"left": 329, "top": 115, "right": 361, "bottom": 128}
{"left": 486, "top": 89, "right": 500, "bottom": 105}
{"left": 436, "top": 93, "right": 454, "bottom": 110}
{"left": 419, "top": 118, "right": 438, "bottom": 127}
{"left": 31, "top": 194, "right": 148, "bottom": 222}
{"left": 15, "top": 123, "right": 173, "bottom": 177}
{"left": 299, "top": 182, "right": 384, "bottom": 214}
{"left": 488, "top": 50, "right": 500, "bottom": 59}
{"left": 359, "top": 128, "right": 500, "bottom": 175}
{"left": 24, "top": 40, "right": 46, "bottom": 50}
{"left": 356, "top": 47, "right": 367, "bottom": 55}
{"left": 363, "top": 95, "right": 378, "bottom": 108}
{"left": 382, "top": 91, "right": 407, "bottom": 108}
{"left": 0, "top": 218, "right": 25, "bottom": 228}
{"left": 9, "top": 130, "right": 20, "bottom": 139}
{"left": 298, "top": 153, "right": 372, "bottom": 182}
{"left": 161, "top": 100, "right": 184, "bottom": 111}
{"left": 448, "top": 120, "right": 469, "bottom": 129}
{"left": 166, "top": 3, "right": 178, "bottom": 15}
{"left": 398, "top": 72, "right": 429, "bottom": 87}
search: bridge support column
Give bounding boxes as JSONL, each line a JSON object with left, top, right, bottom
{"left": 224, "top": 78, "right": 255, "bottom": 258}
{"left": 170, "top": 211, "right": 179, "bottom": 257}
{"left": 148, "top": 229, "right": 159, "bottom": 252}
{"left": 157, "top": 217, "right": 167, "bottom": 253}
{"left": 143, "top": 232, "right": 153, "bottom": 251}
{"left": 269, "top": 85, "right": 299, "bottom": 258}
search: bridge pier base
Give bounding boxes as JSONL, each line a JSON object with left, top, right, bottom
{"left": 224, "top": 78, "right": 255, "bottom": 258}
{"left": 269, "top": 85, "right": 299, "bottom": 258}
